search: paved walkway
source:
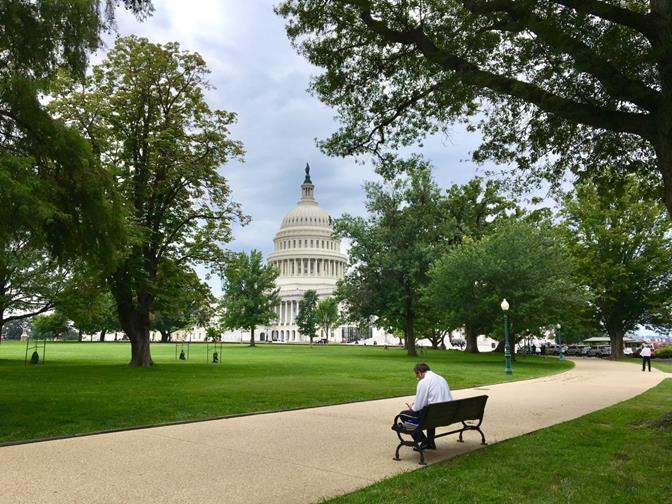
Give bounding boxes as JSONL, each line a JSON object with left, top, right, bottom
{"left": 1, "top": 359, "right": 666, "bottom": 504}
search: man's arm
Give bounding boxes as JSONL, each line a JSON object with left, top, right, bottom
{"left": 412, "top": 380, "right": 429, "bottom": 412}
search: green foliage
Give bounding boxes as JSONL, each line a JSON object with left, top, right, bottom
{"left": 315, "top": 297, "right": 340, "bottom": 341}
{"left": 277, "top": 2, "right": 672, "bottom": 218}
{"left": 426, "top": 219, "right": 585, "bottom": 347}
{"left": 152, "top": 262, "right": 214, "bottom": 342}
{"left": 30, "top": 312, "right": 69, "bottom": 340}
{"left": 296, "top": 290, "right": 319, "bottom": 343}
{"left": 205, "top": 326, "right": 221, "bottom": 342}
{"left": 0, "top": 237, "right": 67, "bottom": 340}
{"left": 559, "top": 176, "right": 672, "bottom": 357}
{"left": 653, "top": 346, "right": 672, "bottom": 359}
{"left": 50, "top": 36, "right": 245, "bottom": 366}
{"left": 444, "top": 177, "right": 520, "bottom": 244}
{"left": 335, "top": 158, "right": 452, "bottom": 355}
{"left": 220, "top": 250, "right": 280, "bottom": 347}
{"left": 0, "top": 1, "right": 150, "bottom": 264}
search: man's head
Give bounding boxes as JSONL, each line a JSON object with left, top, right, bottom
{"left": 414, "top": 363, "right": 430, "bottom": 380}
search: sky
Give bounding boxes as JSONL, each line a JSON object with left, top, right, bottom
{"left": 107, "top": 0, "right": 498, "bottom": 267}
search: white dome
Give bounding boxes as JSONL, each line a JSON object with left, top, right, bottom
{"left": 281, "top": 202, "right": 331, "bottom": 229}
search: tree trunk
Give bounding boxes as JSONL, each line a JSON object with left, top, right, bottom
{"left": 249, "top": 326, "right": 255, "bottom": 347}
{"left": 99, "top": 329, "right": 106, "bottom": 342}
{"left": 78, "top": 329, "right": 83, "bottom": 342}
{"left": 113, "top": 289, "right": 154, "bottom": 367}
{"left": 607, "top": 328, "right": 625, "bottom": 359}
{"left": 404, "top": 313, "right": 417, "bottom": 357}
{"left": 464, "top": 325, "right": 480, "bottom": 353}
{"left": 160, "top": 330, "right": 170, "bottom": 343}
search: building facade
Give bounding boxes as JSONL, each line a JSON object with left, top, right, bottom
{"left": 265, "top": 164, "right": 348, "bottom": 342}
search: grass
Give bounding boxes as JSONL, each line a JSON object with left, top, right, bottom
{"left": 326, "top": 378, "right": 672, "bottom": 504}
{"left": 0, "top": 341, "right": 570, "bottom": 444}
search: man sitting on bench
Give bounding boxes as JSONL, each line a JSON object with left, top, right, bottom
{"left": 400, "top": 363, "right": 453, "bottom": 450}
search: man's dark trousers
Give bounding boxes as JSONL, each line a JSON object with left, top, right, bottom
{"left": 642, "top": 356, "right": 651, "bottom": 371}
{"left": 400, "top": 409, "right": 435, "bottom": 448}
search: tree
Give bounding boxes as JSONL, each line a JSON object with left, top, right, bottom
{"left": 1, "top": 319, "right": 24, "bottom": 340}
{"left": 31, "top": 312, "right": 69, "bottom": 340}
{"left": 1, "top": 1, "right": 150, "bottom": 264}
{"left": 315, "top": 297, "right": 340, "bottom": 341}
{"left": 277, "top": 2, "right": 672, "bottom": 220}
{"left": 334, "top": 158, "right": 452, "bottom": 356}
{"left": 152, "top": 262, "right": 214, "bottom": 343}
{"left": 559, "top": 175, "right": 672, "bottom": 358}
{"left": 220, "top": 250, "right": 280, "bottom": 347}
{"left": 0, "top": 237, "right": 66, "bottom": 344}
{"left": 426, "top": 219, "right": 584, "bottom": 353}
{"left": 57, "top": 274, "right": 120, "bottom": 342}
{"left": 444, "top": 177, "right": 520, "bottom": 244}
{"left": 296, "top": 290, "right": 319, "bottom": 345}
{"left": 50, "top": 36, "right": 245, "bottom": 366}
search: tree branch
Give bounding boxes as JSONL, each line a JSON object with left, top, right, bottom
{"left": 464, "top": 0, "right": 659, "bottom": 111}
{"left": 357, "top": 3, "right": 656, "bottom": 140}
{"left": 549, "top": 0, "right": 657, "bottom": 41}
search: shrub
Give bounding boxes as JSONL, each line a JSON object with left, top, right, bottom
{"left": 655, "top": 346, "right": 672, "bottom": 359}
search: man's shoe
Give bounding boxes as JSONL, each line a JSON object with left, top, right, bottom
{"left": 413, "top": 443, "right": 436, "bottom": 451}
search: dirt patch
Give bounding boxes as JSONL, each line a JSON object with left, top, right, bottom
{"left": 632, "top": 412, "right": 672, "bottom": 432}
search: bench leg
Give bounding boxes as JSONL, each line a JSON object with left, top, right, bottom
{"left": 477, "top": 427, "right": 488, "bottom": 445}
{"left": 416, "top": 445, "right": 427, "bottom": 465}
{"left": 393, "top": 442, "right": 403, "bottom": 461}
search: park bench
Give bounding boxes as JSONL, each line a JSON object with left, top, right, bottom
{"left": 391, "top": 395, "right": 489, "bottom": 465}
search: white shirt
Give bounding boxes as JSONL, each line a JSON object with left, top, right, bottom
{"left": 641, "top": 347, "right": 652, "bottom": 357}
{"left": 412, "top": 370, "right": 453, "bottom": 412}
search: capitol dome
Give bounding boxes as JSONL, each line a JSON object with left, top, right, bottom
{"left": 266, "top": 164, "right": 348, "bottom": 343}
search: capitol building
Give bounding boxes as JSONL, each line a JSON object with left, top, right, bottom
{"left": 264, "top": 165, "right": 348, "bottom": 342}
{"left": 169, "top": 164, "right": 383, "bottom": 345}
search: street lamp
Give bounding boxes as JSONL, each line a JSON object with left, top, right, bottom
{"left": 501, "top": 299, "right": 513, "bottom": 375}
{"left": 556, "top": 323, "right": 564, "bottom": 361}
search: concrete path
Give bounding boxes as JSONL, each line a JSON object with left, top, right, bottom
{"left": 0, "top": 359, "right": 666, "bottom": 504}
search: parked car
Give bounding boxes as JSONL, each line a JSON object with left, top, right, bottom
{"left": 313, "top": 338, "right": 327, "bottom": 345}
{"left": 565, "top": 344, "right": 588, "bottom": 356}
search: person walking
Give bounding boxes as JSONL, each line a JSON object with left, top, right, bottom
{"left": 400, "top": 363, "right": 452, "bottom": 450}
{"left": 641, "top": 344, "right": 653, "bottom": 372}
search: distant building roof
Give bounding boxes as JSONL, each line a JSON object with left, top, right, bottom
{"left": 583, "top": 336, "right": 638, "bottom": 343}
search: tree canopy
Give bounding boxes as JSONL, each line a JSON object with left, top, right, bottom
{"left": 50, "top": 36, "right": 245, "bottom": 366}
{"left": 220, "top": 250, "right": 280, "bottom": 347}
{"left": 296, "top": 290, "right": 319, "bottom": 344}
{"left": 1, "top": 1, "right": 151, "bottom": 263}
{"left": 152, "top": 262, "right": 214, "bottom": 343}
{"left": 0, "top": 236, "right": 66, "bottom": 343}
{"left": 559, "top": 175, "right": 672, "bottom": 358}
{"left": 315, "top": 297, "right": 340, "bottom": 341}
{"left": 426, "top": 218, "right": 584, "bottom": 352}
{"left": 334, "top": 158, "right": 451, "bottom": 356}
{"left": 277, "top": 1, "right": 672, "bottom": 219}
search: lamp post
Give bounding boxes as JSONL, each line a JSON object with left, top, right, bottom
{"left": 501, "top": 299, "right": 513, "bottom": 375}
{"left": 556, "top": 323, "right": 564, "bottom": 361}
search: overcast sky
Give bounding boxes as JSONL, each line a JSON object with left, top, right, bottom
{"left": 105, "top": 1, "right": 502, "bottom": 262}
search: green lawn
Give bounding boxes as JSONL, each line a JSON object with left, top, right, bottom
{"left": 0, "top": 341, "right": 570, "bottom": 444}
{"left": 327, "top": 378, "right": 672, "bottom": 504}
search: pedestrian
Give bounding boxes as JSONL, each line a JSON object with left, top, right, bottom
{"left": 641, "top": 344, "right": 653, "bottom": 372}
{"left": 399, "top": 363, "right": 452, "bottom": 450}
